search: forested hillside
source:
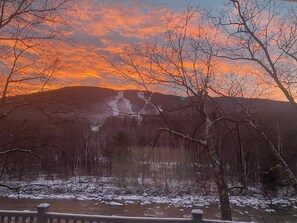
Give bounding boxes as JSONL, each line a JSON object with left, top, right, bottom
{"left": 0, "top": 86, "right": 296, "bottom": 196}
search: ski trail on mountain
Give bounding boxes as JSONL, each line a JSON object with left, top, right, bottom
{"left": 137, "top": 92, "right": 163, "bottom": 118}
{"left": 92, "top": 91, "right": 163, "bottom": 131}
{"left": 108, "top": 92, "right": 134, "bottom": 116}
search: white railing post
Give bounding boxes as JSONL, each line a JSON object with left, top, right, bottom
{"left": 37, "top": 203, "right": 50, "bottom": 223}
{"left": 192, "top": 209, "right": 203, "bottom": 223}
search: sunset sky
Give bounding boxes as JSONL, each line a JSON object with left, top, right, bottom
{"left": 55, "top": 0, "right": 226, "bottom": 89}
{"left": 52, "top": 0, "right": 296, "bottom": 94}
{"left": 1, "top": 0, "right": 295, "bottom": 100}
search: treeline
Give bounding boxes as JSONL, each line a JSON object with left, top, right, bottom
{"left": 0, "top": 96, "right": 296, "bottom": 195}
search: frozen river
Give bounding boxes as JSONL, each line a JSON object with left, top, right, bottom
{"left": 0, "top": 198, "right": 296, "bottom": 223}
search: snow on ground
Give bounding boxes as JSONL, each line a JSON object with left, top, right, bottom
{"left": 0, "top": 177, "right": 296, "bottom": 211}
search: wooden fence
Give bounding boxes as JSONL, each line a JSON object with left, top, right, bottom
{"left": 0, "top": 203, "right": 250, "bottom": 223}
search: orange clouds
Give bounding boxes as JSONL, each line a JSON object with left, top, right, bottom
{"left": 1, "top": 0, "right": 293, "bottom": 103}
{"left": 46, "top": 0, "right": 172, "bottom": 90}
{"left": 72, "top": 1, "right": 168, "bottom": 38}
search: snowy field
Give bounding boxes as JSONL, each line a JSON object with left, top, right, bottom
{"left": 0, "top": 176, "right": 296, "bottom": 212}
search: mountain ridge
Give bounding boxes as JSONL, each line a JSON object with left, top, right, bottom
{"left": 5, "top": 85, "right": 293, "bottom": 110}
{"left": 1, "top": 85, "right": 297, "bottom": 187}
{"left": 3, "top": 86, "right": 296, "bottom": 133}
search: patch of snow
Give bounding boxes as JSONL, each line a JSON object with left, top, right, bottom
{"left": 137, "top": 92, "right": 146, "bottom": 101}
{"left": 110, "top": 201, "right": 124, "bottom": 206}
{"left": 108, "top": 92, "right": 135, "bottom": 116}
{"left": 137, "top": 92, "right": 163, "bottom": 122}
{"left": 91, "top": 126, "right": 99, "bottom": 132}
{"left": 265, "top": 208, "right": 276, "bottom": 213}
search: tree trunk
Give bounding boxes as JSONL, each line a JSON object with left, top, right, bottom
{"left": 205, "top": 142, "right": 232, "bottom": 220}
{"left": 240, "top": 144, "right": 247, "bottom": 192}
{"left": 204, "top": 113, "right": 232, "bottom": 220}
{"left": 250, "top": 120, "right": 297, "bottom": 193}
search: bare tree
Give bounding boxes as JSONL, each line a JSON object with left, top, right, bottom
{"left": 209, "top": 0, "right": 297, "bottom": 105}
{"left": 0, "top": 0, "right": 71, "bottom": 188}
{"left": 205, "top": 0, "right": 297, "bottom": 193}
{"left": 102, "top": 7, "right": 238, "bottom": 220}
{"left": 0, "top": 0, "right": 71, "bottom": 104}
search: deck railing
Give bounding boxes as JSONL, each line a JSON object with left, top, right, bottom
{"left": 0, "top": 203, "right": 249, "bottom": 223}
